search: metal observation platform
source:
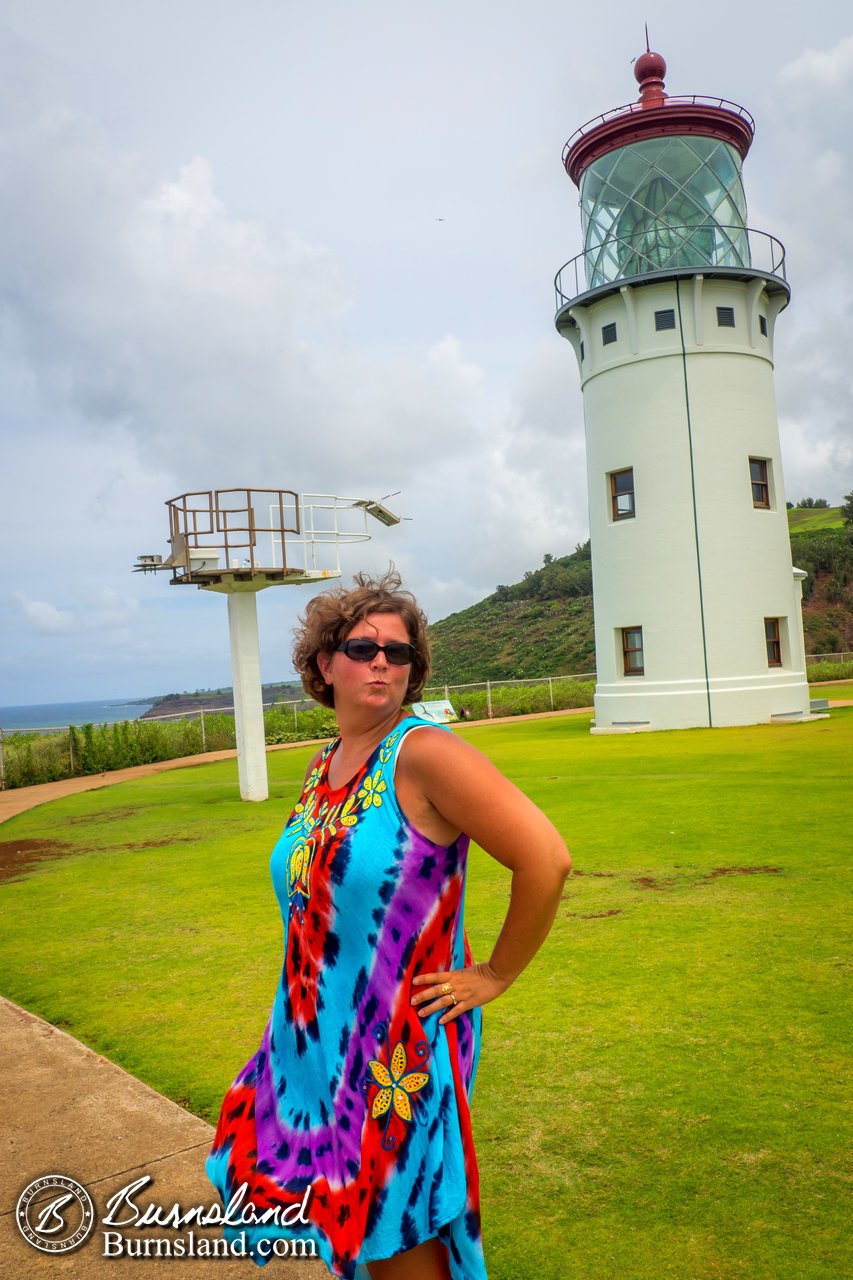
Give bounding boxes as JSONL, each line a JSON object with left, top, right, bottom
{"left": 134, "top": 488, "right": 398, "bottom": 593}
{"left": 134, "top": 486, "right": 401, "bottom": 803}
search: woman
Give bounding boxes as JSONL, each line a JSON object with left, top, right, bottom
{"left": 206, "top": 570, "right": 571, "bottom": 1279}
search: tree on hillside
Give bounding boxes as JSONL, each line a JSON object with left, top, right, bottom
{"left": 842, "top": 490, "right": 853, "bottom": 526}
{"left": 797, "top": 497, "right": 830, "bottom": 508}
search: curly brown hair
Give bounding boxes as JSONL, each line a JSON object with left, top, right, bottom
{"left": 292, "top": 568, "right": 431, "bottom": 709}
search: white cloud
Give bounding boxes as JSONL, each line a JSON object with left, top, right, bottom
{"left": 12, "top": 586, "right": 142, "bottom": 637}
{"left": 813, "top": 148, "right": 845, "bottom": 184}
{"left": 13, "top": 592, "right": 74, "bottom": 634}
{"left": 779, "top": 34, "right": 853, "bottom": 90}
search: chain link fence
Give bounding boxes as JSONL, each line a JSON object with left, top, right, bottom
{"left": 422, "top": 673, "right": 596, "bottom": 720}
{"left": 0, "top": 699, "right": 336, "bottom": 791}
{"left": 3, "top": 654, "right": 851, "bottom": 791}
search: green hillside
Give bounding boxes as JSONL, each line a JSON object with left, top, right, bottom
{"left": 429, "top": 546, "right": 595, "bottom": 684}
{"left": 429, "top": 523, "right": 853, "bottom": 685}
{"left": 787, "top": 505, "right": 844, "bottom": 534}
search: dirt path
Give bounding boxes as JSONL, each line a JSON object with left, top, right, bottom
{"left": 3, "top": 700, "right": 849, "bottom": 827}
{"left": 0, "top": 739, "right": 320, "bottom": 825}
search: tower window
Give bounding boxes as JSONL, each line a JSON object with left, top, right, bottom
{"left": 655, "top": 308, "right": 676, "bottom": 331}
{"left": 602, "top": 322, "right": 617, "bottom": 345}
{"left": 765, "top": 618, "right": 782, "bottom": 667}
{"left": 609, "top": 468, "right": 635, "bottom": 520}
{"left": 622, "top": 627, "right": 644, "bottom": 676}
{"left": 580, "top": 340, "right": 585, "bottom": 362}
{"left": 759, "top": 315, "right": 768, "bottom": 337}
{"left": 750, "top": 458, "right": 770, "bottom": 508}
{"left": 716, "top": 306, "right": 736, "bottom": 327}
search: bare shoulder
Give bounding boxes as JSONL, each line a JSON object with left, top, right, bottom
{"left": 398, "top": 724, "right": 512, "bottom": 789}
{"left": 396, "top": 725, "right": 507, "bottom": 847}
{"left": 398, "top": 724, "right": 490, "bottom": 768}
{"left": 399, "top": 724, "right": 568, "bottom": 873}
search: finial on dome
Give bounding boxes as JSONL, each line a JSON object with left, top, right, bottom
{"left": 634, "top": 27, "right": 667, "bottom": 106}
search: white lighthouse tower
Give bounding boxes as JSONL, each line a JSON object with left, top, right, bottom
{"left": 555, "top": 44, "right": 812, "bottom": 732}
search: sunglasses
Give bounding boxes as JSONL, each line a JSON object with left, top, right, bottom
{"left": 336, "top": 638, "right": 415, "bottom": 666}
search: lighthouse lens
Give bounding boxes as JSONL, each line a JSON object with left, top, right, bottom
{"left": 580, "top": 136, "right": 749, "bottom": 289}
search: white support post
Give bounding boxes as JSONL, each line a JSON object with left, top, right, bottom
{"left": 227, "top": 592, "right": 269, "bottom": 802}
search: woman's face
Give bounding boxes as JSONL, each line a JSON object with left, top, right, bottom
{"left": 318, "top": 611, "right": 413, "bottom": 717}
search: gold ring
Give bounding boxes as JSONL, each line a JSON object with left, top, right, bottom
{"left": 440, "top": 982, "right": 454, "bottom": 996}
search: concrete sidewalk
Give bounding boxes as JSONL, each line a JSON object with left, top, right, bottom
{"left": 0, "top": 998, "right": 327, "bottom": 1277}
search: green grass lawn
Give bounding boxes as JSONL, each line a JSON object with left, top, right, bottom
{"left": 809, "top": 680, "right": 853, "bottom": 700}
{"left": 1, "top": 713, "right": 849, "bottom": 1280}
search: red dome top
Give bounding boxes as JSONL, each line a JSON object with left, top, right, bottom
{"left": 634, "top": 49, "right": 667, "bottom": 86}
{"left": 562, "top": 47, "right": 754, "bottom": 186}
{"left": 634, "top": 48, "right": 667, "bottom": 104}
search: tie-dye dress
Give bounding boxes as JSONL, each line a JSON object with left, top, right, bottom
{"left": 206, "top": 715, "right": 487, "bottom": 1279}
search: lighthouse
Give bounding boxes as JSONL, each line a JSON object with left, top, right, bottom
{"left": 555, "top": 44, "right": 812, "bottom": 732}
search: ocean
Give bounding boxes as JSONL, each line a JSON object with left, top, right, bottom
{"left": 0, "top": 698, "right": 158, "bottom": 732}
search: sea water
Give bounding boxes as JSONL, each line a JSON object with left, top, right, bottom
{"left": 0, "top": 698, "right": 158, "bottom": 731}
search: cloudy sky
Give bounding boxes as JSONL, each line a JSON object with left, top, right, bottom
{"left": 1, "top": 0, "right": 851, "bottom": 706}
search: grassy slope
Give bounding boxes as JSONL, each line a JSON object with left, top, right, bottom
{"left": 787, "top": 506, "right": 844, "bottom": 533}
{"left": 429, "top": 596, "right": 596, "bottom": 685}
{"left": 0, "top": 712, "right": 849, "bottom": 1279}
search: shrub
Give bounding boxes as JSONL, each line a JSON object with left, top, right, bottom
{"left": 446, "top": 678, "right": 595, "bottom": 721}
{"left": 807, "top": 660, "right": 853, "bottom": 682}
{"left": 265, "top": 705, "right": 337, "bottom": 745}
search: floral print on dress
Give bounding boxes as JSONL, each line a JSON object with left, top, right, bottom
{"left": 362, "top": 1023, "right": 431, "bottom": 1151}
{"left": 357, "top": 770, "right": 386, "bottom": 810}
{"left": 286, "top": 739, "right": 397, "bottom": 911}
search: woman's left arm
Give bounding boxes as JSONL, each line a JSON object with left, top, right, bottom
{"left": 407, "top": 729, "right": 572, "bottom": 1024}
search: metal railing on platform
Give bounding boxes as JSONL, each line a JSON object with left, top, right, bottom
{"left": 554, "top": 225, "right": 787, "bottom": 310}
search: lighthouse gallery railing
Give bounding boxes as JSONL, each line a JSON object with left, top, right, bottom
{"left": 554, "top": 225, "right": 787, "bottom": 311}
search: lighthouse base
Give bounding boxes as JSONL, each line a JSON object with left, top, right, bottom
{"left": 591, "top": 672, "right": 812, "bottom": 733}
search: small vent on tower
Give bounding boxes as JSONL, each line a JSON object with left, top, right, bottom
{"left": 716, "top": 306, "right": 736, "bottom": 328}
{"left": 580, "top": 340, "right": 585, "bottom": 362}
{"left": 759, "top": 315, "right": 768, "bottom": 337}
{"left": 655, "top": 309, "right": 676, "bottom": 331}
{"left": 602, "top": 322, "right": 617, "bottom": 346}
